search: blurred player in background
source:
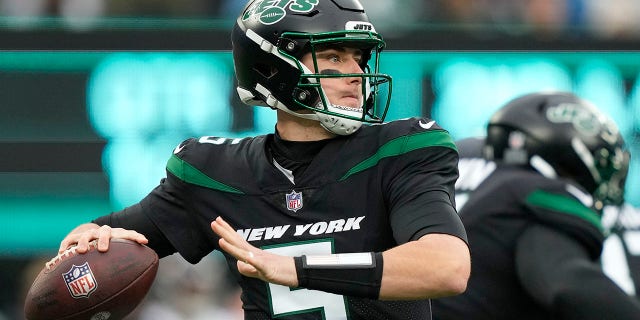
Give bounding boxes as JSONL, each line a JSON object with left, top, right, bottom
{"left": 432, "top": 91, "right": 640, "bottom": 319}
{"left": 453, "top": 136, "right": 640, "bottom": 302}
{"left": 54, "top": 0, "right": 471, "bottom": 319}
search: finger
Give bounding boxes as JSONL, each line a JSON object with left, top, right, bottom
{"left": 218, "top": 237, "right": 247, "bottom": 262}
{"left": 218, "top": 238, "right": 259, "bottom": 275}
{"left": 97, "top": 225, "right": 112, "bottom": 252}
{"left": 218, "top": 237, "right": 260, "bottom": 272}
{"left": 211, "top": 218, "right": 240, "bottom": 244}
{"left": 212, "top": 218, "right": 260, "bottom": 267}
{"left": 75, "top": 229, "right": 99, "bottom": 253}
{"left": 236, "top": 256, "right": 259, "bottom": 277}
{"left": 59, "top": 237, "right": 75, "bottom": 253}
{"left": 212, "top": 217, "right": 250, "bottom": 248}
{"left": 213, "top": 216, "right": 239, "bottom": 235}
{"left": 112, "top": 228, "right": 149, "bottom": 245}
{"left": 211, "top": 217, "right": 234, "bottom": 237}
{"left": 215, "top": 216, "right": 233, "bottom": 230}
{"left": 242, "top": 247, "right": 257, "bottom": 265}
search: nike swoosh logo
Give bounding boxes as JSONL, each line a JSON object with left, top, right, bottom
{"left": 173, "top": 144, "right": 185, "bottom": 154}
{"left": 418, "top": 120, "right": 435, "bottom": 130}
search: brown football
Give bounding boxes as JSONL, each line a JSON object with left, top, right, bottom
{"left": 24, "top": 238, "right": 159, "bottom": 320}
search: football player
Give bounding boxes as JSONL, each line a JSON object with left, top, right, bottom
{"left": 453, "top": 136, "right": 640, "bottom": 301}
{"left": 57, "top": 1, "right": 471, "bottom": 319}
{"left": 432, "top": 92, "right": 640, "bottom": 319}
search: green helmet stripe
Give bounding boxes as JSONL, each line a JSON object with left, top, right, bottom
{"left": 339, "top": 129, "right": 457, "bottom": 181}
{"left": 526, "top": 190, "right": 602, "bottom": 232}
{"left": 167, "top": 154, "right": 244, "bottom": 194}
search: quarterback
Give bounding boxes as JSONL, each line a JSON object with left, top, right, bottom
{"left": 58, "top": 1, "right": 470, "bottom": 319}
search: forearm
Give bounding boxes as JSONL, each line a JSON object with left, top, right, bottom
{"left": 379, "top": 233, "right": 470, "bottom": 300}
{"left": 295, "top": 233, "right": 470, "bottom": 300}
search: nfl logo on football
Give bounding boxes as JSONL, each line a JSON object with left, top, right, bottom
{"left": 63, "top": 262, "right": 98, "bottom": 298}
{"left": 286, "top": 190, "right": 303, "bottom": 212}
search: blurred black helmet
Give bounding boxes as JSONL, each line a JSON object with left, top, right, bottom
{"left": 484, "top": 91, "right": 630, "bottom": 210}
{"left": 231, "top": 0, "right": 392, "bottom": 135}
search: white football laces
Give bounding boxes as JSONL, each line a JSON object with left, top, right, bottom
{"left": 45, "top": 240, "right": 98, "bottom": 270}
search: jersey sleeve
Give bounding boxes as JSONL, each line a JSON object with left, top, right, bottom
{"left": 139, "top": 172, "right": 218, "bottom": 264}
{"left": 142, "top": 138, "right": 220, "bottom": 263}
{"left": 92, "top": 203, "right": 177, "bottom": 259}
{"left": 385, "top": 125, "right": 467, "bottom": 244}
{"left": 95, "top": 137, "right": 219, "bottom": 264}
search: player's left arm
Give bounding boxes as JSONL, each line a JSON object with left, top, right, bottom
{"left": 379, "top": 131, "right": 470, "bottom": 300}
{"left": 211, "top": 216, "right": 470, "bottom": 300}
{"left": 516, "top": 223, "right": 640, "bottom": 319}
{"left": 378, "top": 232, "right": 470, "bottom": 300}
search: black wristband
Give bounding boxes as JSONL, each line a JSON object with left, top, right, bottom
{"left": 294, "top": 252, "right": 384, "bottom": 299}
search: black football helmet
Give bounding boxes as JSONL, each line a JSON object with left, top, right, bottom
{"left": 231, "top": 0, "right": 392, "bottom": 135}
{"left": 484, "top": 91, "right": 630, "bottom": 211}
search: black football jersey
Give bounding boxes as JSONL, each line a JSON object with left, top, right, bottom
{"left": 433, "top": 137, "right": 640, "bottom": 319}
{"left": 452, "top": 137, "right": 640, "bottom": 304}
{"left": 435, "top": 166, "right": 604, "bottom": 320}
{"left": 97, "top": 117, "right": 466, "bottom": 320}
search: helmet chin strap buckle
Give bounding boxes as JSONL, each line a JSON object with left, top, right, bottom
{"left": 316, "top": 103, "right": 363, "bottom": 136}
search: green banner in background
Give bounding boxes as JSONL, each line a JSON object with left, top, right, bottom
{"left": 1, "top": 51, "right": 639, "bottom": 255}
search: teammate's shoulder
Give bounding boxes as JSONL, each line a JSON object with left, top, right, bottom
{"left": 522, "top": 175, "right": 603, "bottom": 241}
{"left": 488, "top": 168, "right": 595, "bottom": 218}
{"left": 491, "top": 170, "right": 604, "bottom": 256}
{"left": 527, "top": 178, "right": 595, "bottom": 211}
{"left": 497, "top": 169, "right": 590, "bottom": 203}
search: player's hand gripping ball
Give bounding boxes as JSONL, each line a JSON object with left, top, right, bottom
{"left": 24, "top": 239, "right": 159, "bottom": 320}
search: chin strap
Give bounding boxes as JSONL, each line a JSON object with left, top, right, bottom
{"left": 316, "top": 109, "right": 363, "bottom": 135}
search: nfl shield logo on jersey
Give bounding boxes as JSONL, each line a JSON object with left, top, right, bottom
{"left": 62, "top": 262, "right": 97, "bottom": 298}
{"left": 286, "top": 190, "right": 303, "bottom": 212}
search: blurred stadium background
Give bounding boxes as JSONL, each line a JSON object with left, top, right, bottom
{"left": 1, "top": 0, "right": 640, "bottom": 319}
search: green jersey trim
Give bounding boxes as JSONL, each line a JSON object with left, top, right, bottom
{"left": 339, "top": 129, "right": 457, "bottom": 181}
{"left": 526, "top": 190, "right": 602, "bottom": 232}
{"left": 167, "top": 154, "right": 244, "bottom": 194}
